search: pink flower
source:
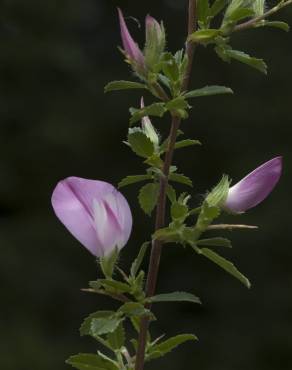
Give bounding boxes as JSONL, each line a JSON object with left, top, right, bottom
{"left": 224, "top": 157, "right": 282, "bottom": 213}
{"left": 52, "top": 177, "right": 132, "bottom": 257}
{"left": 118, "top": 8, "right": 145, "bottom": 72}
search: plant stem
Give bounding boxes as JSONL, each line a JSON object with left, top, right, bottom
{"left": 134, "top": 2, "right": 197, "bottom": 370}
{"left": 234, "top": 0, "right": 292, "bottom": 32}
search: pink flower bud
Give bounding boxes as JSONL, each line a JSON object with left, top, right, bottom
{"left": 224, "top": 157, "right": 282, "bottom": 213}
{"left": 51, "top": 177, "right": 132, "bottom": 257}
{"left": 118, "top": 8, "right": 145, "bottom": 73}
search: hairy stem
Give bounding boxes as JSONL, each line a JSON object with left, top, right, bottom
{"left": 234, "top": 0, "right": 292, "bottom": 32}
{"left": 134, "top": 1, "right": 197, "bottom": 369}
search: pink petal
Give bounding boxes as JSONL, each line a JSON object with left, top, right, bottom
{"left": 224, "top": 157, "right": 282, "bottom": 213}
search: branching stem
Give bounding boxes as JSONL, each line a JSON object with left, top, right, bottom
{"left": 134, "top": 1, "right": 197, "bottom": 369}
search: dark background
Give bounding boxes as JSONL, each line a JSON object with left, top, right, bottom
{"left": 0, "top": 0, "right": 291, "bottom": 369}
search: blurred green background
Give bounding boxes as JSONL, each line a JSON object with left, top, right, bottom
{"left": 0, "top": 0, "right": 291, "bottom": 369}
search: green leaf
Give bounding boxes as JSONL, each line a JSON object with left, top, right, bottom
{"left": 118, "top": 174, "right": 153, "bottom": 188}
{"left": 128, "top": 129, "right": 155, "bottom": 158}
{"left": 171, "top": 202, "right": 189, "bottom": 221}
{"left": 169, "top": 173, "right": 193, "bottom": 187}
{"left": 166, "top": 97, "right": 189, "bottom": 111}
{"left": 225, "top": 8, "right": 254, "bottom": 23}
{"left": 130, "top": 242, "right": 149, "bottom": 277}
{"left": 153, "top": 226, "right": 182, "bottom": 243}
{"left": 174, "top": 139, "right": 201, "bottom": 149}
{"left": 148, "top": 291, "right": 201, "bottom": 304}
{"left": 98, "top": 279, "right": 131, "bottom": 294}
{"left": 90, "top": 317, "right": 123, "bottom": 337}
{"left": 188, "top": 29, "right": 221, "bottom": 43}
{"left": 139, "top": 183, "right": 160, "bottom": 216}
{"left": 196, "top": 247, "right": 251, "bottom": 288}
{"left": 119, "top": 302, "right": 153, "bottom": 318}
{"left": 184, "top": 85, "right": 233, "bottom": 98}
{"left": 209, "top": 0, "right": 229, "bottom": 17}
{"left": 80, "top": 311, "right": 114, "bottom": 336}
{"left": 66, "top": 353, "right": 118, "bottom": 370}
{"left": 104, "top": 80, "right": 146, "bottom": 93}
{"left": 263, "top": 21, "right": 290, "bottom": 32}
{"left": 106, "top": 321, "right": 125, "bottom": 350}
{"left": 197, "top": 237, "right": 232, "bottom": 248}
{"left": 166, "top": 184, "right": 177, "bottom": 203}
{"left": 147, "top": 334, "right": 198, "bottom": 361}
{"left": 130, "top": 103, "right": 166, "bottom": 125}
{"left": 197, "top": 0, "right": 210, "bottom": 23}
{"left": 224, "top": 49, "right": 267, "bottom": 74}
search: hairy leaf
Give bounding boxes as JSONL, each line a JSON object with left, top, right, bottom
{"left": 118, "top": 174, "right": 153, "bottom": 188}
{"left": 148, "top": 291, "right": 201, "bottom": 304}
{"left": 66, "top": 353, "right": 118, "bottom": 370}
{"left": 104, "top": 80, "right": 146, "bottom": 93}
{"left": 185, "top": 85, "right": 233, "bottom": 98}
{"left": 139, "top": 183, "right": 160, "bottom": 216}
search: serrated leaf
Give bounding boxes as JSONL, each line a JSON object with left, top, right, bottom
{"left": 166, "top": 97, "right": 189, "bottom": 111}
{"left": 128, "top": 131, "right": 155, "bottom": 158}
{"left": 66, "top": 353, "right": 118, "bottom": 370}
{"left": 196, "top": 247, "right": 251, "bottom": 288}
{"left": 174, "top": 139, "right": 202, "bottom": 149}
{"left": 225, "top": 49, "right": 267, "bottom": 74}
{"left": 106, "top": 321, "right": 125, "bottom": 350}
{"left": 130, "top": 242, "right": 149, "bottom": 277}
{"left": 130, "top": 103, "right": 166, "bottom": 125}
{"left": 104, "top": 80, "right": 146, "bottom": 93}
{"left": 90, "top": 317, "right": 123, "bottom": 337}
{"left": 225, "top": 8, "right": 255, "bottom": 23}
{"left": 171, "top": 202, "right": 189, "bottom": 221}
{"left": 98, "top": 279, "right": 131, "bottom": 294}
{"left": 118, "top": 174, "right": 153, "bottom": 188}
{"left": 263, "top": 21, "right": 290, "bottom": 32}
{"left": 147, "top": 334, "right": 198, "bottom": 361}
{"left": 119, "top": 302, "right": 154, "bottom": 318}
{"left": 166, "top": 184, "right": 177, "bottom": 203}
{"left": 147, "top": 291, "right": 201, "bottom": 304}
{"left": 80, "top": 311, "right": 114, "bottom": 336}
{"left": 184, "top": 85, "right": 233, "bottom": 98}
{"left": 169, "top": 173, "right": 193, "bottom": 187}
{"left": 139, "top": 183, "right": 160, "bottom": 216}
{"left": 188, "top": 29, "right": 221, "bottom": 43}
{"left": 197, "top": 237, "right": 232, "bottom": 248}
{"left": 197, "top": 0, "right": 210, "bottom": 23}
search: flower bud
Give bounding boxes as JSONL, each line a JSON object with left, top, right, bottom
{"left": 140, "top": 97, "right": 160, "bottom": 147}
{"left": 144, "top": 15, "right": 166, "bottom": 68}
{"left": 118, "top": 8, "right": 145, "bottom": 75}
{"left": 52, "top": 177, "right": 132, "bottom": 257}
{"left": 224, "top": 157, "right": 282, "bottom": 213}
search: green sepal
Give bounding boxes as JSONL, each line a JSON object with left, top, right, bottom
{"left": 193, "top": 246, "right": 251, "bottom": 288}
{"left": 169, "top": 173, "right": 193, "bottom": 187}
{"left": 104, "top": 80, "right": 147, "bottom": 93}
{"left": 197, "top": 0, "right": 210, "bottom": 24}
{"left": 118, "top": 174, "right": 153, "bottom": 188}
{"left": 184, "top": 85, "right": 233, "bottom": 98}
{"left": 197, "top": 237, "right": 232, "bottom": 248}
{"left": 100, "top": 248, "right": 119, "bottom": 279}
{"left": 153, "top": 226, "right": 184, "bottom": 243}
{"left": 147, "top": 291, "right": 201, "bottom": 304}
{"left": 130, "top": 242, "right": 149, "bottom": 277}
{"left": 129, "top": 103, "right": 166, "bottom": 125}
{"left": 66, "top": 353, "right": 118, "bottom": 370}
{"left": 139, "top": 183, "right": 160, "bottom": 216}
{"left": 146, "top": 334, "right": 198, "bottom": 361}
{"left": 128, "top": 128, "right": 155, "bottom": 158}
{"left": 206, "top": 175, "right": 230, "bottom": 208}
